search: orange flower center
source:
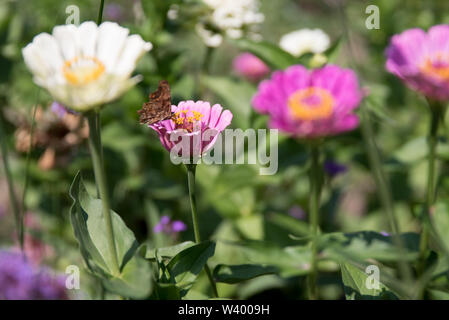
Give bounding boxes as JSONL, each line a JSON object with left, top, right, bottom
{"left": 288, "top": 87, "right": 334, "bottom": 121}
{"left": 172, "top": 110, "right": 204, "bottom": 132}
{"left": 420, "top": 53, "right": 449, "bottom": 81}
{"left": 62, "top": 56, "right": 105, "bottom": 85}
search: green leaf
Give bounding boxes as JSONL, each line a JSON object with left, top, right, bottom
{"left": 144, "top": 241, "right": 196, "bottom": 260}
{"left": 428, "top": 289, "right": 449, "bottom": 300}
{"left": 213, "top": 264, "right": 278, "bottom": 284}
{"left": 269, "top": 214, "right": 310, "bottom": 237}
{"left": 394, "top": 137, "right": 429, "bottom": 164}
{"left": 150, "top": 283, "right": 182, "bottom": 300}
{"left": 394, "top": 137, "right": 449, "bottom": 164}
{"left": 167, "top": 241, "right": 216, "bottom": 290}
{"left": 432, "top": 202, "right": 449, "bottom": 253}
{"left": 322, "top": 231, "right": 420, "bottom": 262}
{"left": 102, "top": 254, "right": 153, "bottom": 299}
{"left": 340, "top": 263, "right": 398, "bottom": 300}
{"left": 226, "top": 240, "right": 311, "bottom": 277}
{"left": 231, "top": 38, "right": 297, "bottom": 70}
{"left": 69, "top": 172, "right": 152, "bottom": 298}
{"left": 201, "top": 76, "right": 254, "bottom": 129}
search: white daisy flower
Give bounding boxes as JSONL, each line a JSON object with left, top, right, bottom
{"left": 22, "top": 21, "right": 152, "bottom": 112}
{"left": 279, "top": 28, "right": 330, "bottom": 57}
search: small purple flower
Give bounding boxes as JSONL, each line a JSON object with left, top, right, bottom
{"left": 380, "top": 231, "right": 390, "bottom": 237}
{"left": 0, "top": 250, "right": 68, "bottom": 300}
{"left": 32, "top": 271, "right": 68, "bottom": 300}
{"left": 105, "top": 4, "right": 124, "bottom": 21}
{"left": 153, "top": 216, "right": 187, "bottom": 235}
{"left": 50, "top": 101, "right": 69, "bottom": 118}
{"left": 324, "top": 160, "right": 347, "bottom": 178}
{"left": 288, "top": 205, "right": 307, "bottom": 220}
{"left": 172, "top": 221, "right": 187, "bottom": 232}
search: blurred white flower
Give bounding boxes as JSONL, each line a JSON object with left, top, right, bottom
{"left": 196, "top": 23, "right": 223, "bottom": 48}
{"left": 22, "top": 21, "right": 152, "bottom": 112}
{"left": 167, "top": 4, "right": 179, "bottom": 20}
{"left": 198, "top": 0, "right": 264, "bottom": 47}
{"left": 279, "top": 28, "right": 330, "bottom": 57}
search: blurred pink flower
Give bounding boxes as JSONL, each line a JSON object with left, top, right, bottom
{"left": 386, "top": 25, "right": 449, "bottom": 101}
{"left": 252, "top": 64, "right": 362, "bottom": 138}
{"left": 13, "top": 213, "right": 54, "bottom": 265}
{"left": 233, "top": 52, "right": 270, "bottom": 82}
{"left": 150, "top": 101, "right": 233, "bottom": 159}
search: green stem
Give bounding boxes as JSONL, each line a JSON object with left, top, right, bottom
{"left": 306, "top": 145, "right": 321, "bottom": 300}
{"left": 418, "top": 103, "right": 441, "bottom": 276}
{"left": 186, "top": 163, "right": 219, "bottom": 298}
{"left": 201, "top": 46, "right": 214, "bottom": 75}
{"left": 336, "top": 2, "right": 413, "bottom": 287}
{"left": 0, "top": 112, "right": 23, "bottom": 251}
{"left": 97, "top": 0, "right": 105, "bottom": 24}
{"left": 21, "top": 95, "right": 39, "bottom": 228}
{"left": 87, "top": 112, "right": 120, "bottom": 275}
{"left": 198, "top": 46, "right": 215, "bottom": 99}
{"left": 360, "top": 106, "right": 413, "bottom": 284}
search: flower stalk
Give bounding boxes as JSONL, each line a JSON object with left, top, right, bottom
{"left": 307, "top": 144, "right": 322, "bottom": 300}
{"left": 418, "top": 101, "right": 443, "bottom": 275}
{"left": 185, "top": 163, "right": 219, "bottom": 298}
{"left": 0, "top": 113, "right": 23, "bottom": 251}
{"left": 87, "top": 112, "right": 120, "bottom": 275}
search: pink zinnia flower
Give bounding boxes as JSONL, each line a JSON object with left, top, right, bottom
{"left": 150, "top": 100, "right": 233, "bottom": 159}
{"left": 386, "top": 25, "right": 449, "bottom": 101}
{"left": 252, "top": 64, "right": 362, "bottom": 138}
{"left": 233, "top": 52, "right": 270, "bottom": 82}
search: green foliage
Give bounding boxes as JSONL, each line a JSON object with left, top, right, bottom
{"left": 69, "top": 172, "right": 153, "bottom": 299}
{"left": 166, "top": 241, "right": 215, "bottom": 290}
{"left": 231, "top": 39, "right": 297, "bottom": 69}
{"left": 3, "top": 0, "right": 449, "bottom": 301}
{"left": 213, "top": 264, "right": 278, "bottom": 284}
{"left": 321, "top": 231, "right": 420, "bottom": 262}
{"left": 340, "top": 263, "right": 398, "bottom": 300}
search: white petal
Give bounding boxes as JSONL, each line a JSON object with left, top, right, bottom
{"left": 113, "top": 35, "right": 152, "bottom": 76}
{"left": 78, "top": 21, "right": 98, "bottom": 57}
{"left": 22, "top": 41, "right": 50, "bottom": 79}
{"left": 53, "top": 24, "right": 79, "bottom": 61}
{"left": 96, "top": 22, "right": 130, "bottom": 71}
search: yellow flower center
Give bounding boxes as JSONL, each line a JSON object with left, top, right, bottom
{"left": 288, "top": 87, "right": 334, "bottom": 121}
{"left": 172, "top": 110, "right": 204, "bottom": 132}
{"left": 420, "top": 53, "right": 449, "bottom": 81}
{"left": 62, "top": 56, "right": 105, "bottom": 85}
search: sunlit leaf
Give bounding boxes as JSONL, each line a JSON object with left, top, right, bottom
{"left": 213, "top": 264, "right": 278, "bottom": 284}
{"left": 340, "top": 262, "right": 399, "bottom": 300}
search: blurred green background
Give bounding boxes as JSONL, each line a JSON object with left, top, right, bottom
{"left": 1, "top": 0, "right": 449, "bottom": 299}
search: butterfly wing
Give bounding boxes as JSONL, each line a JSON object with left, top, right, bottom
{"left": 138, "top": 80, "right": 172, "bottom": 125}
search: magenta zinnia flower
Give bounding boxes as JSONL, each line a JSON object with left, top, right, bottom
{"left": 233, "top": 52, "right": 270, "bottom": 82}
{"left": 150, "top": 100, "right": 233, "bottom": 158}
{"left": 252, "top": 65, "right": 362, "bottom": 138}
{"left": 386, "top": 25, "right": 449, "bottom": 101}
